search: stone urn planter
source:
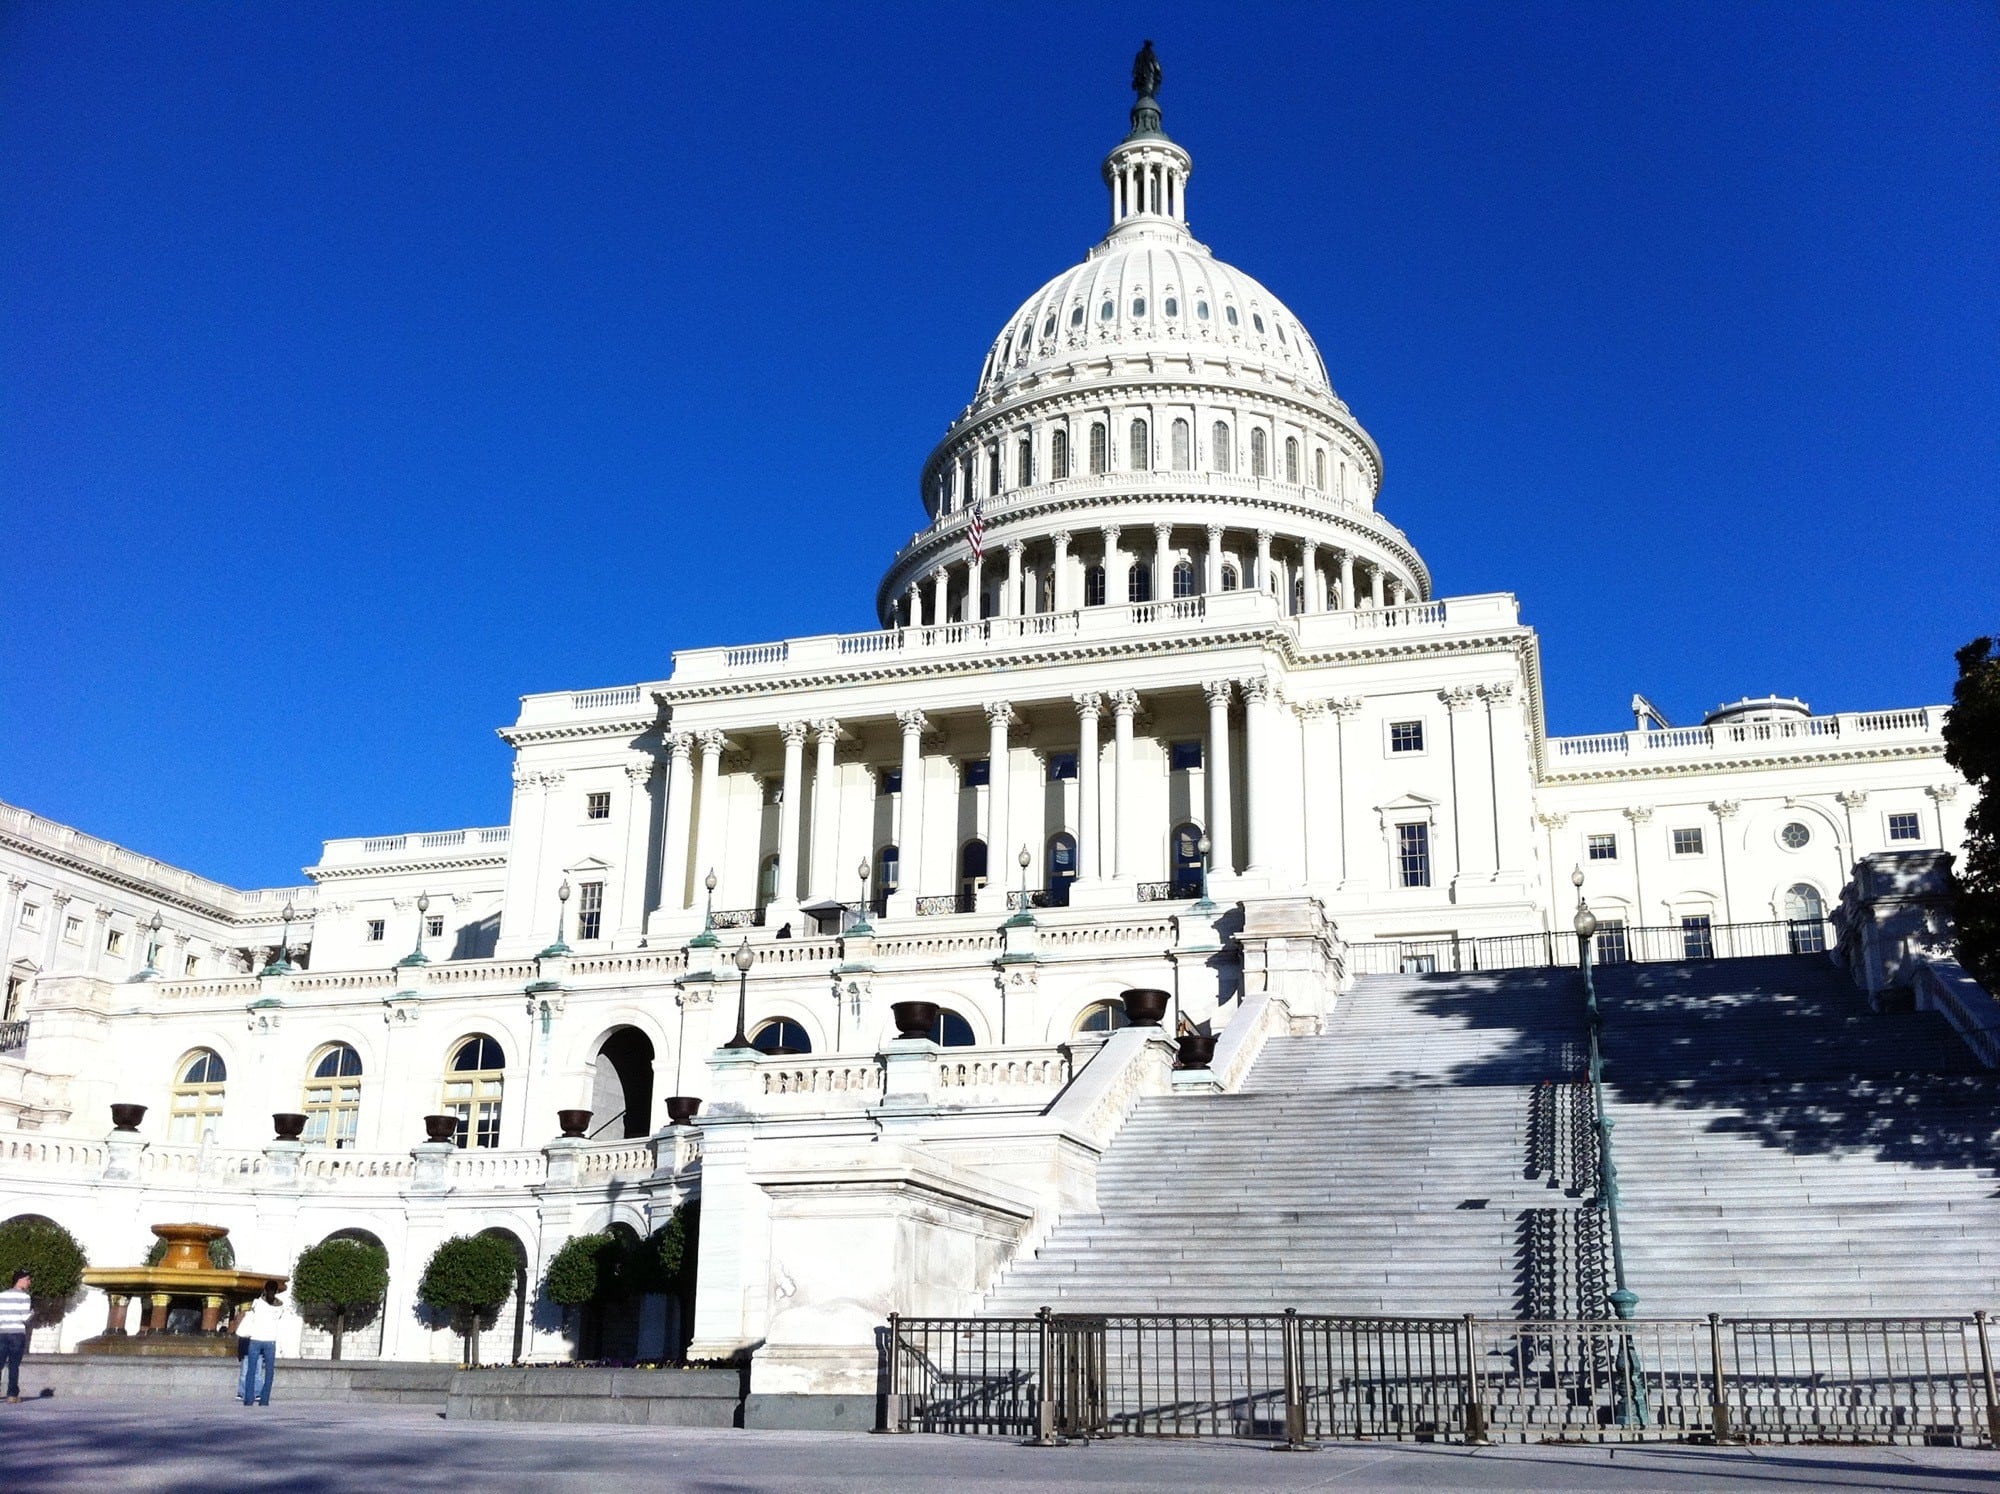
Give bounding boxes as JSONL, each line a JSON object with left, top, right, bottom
{"left": 421, "top": 1114, "right": 458, "bottom": 1144}
{"left": 556, "top": 1109, "right": 592, "bottom": 1139}
{"left": 1118, "top": 989, "right": 1171, "bottom": 1027}
{"left": 110, "top": 1103, "right": 147, "bottom": 1133}
{"left": 271, "top": 1113, "right": 309, "bottom": 1141}
{"left": 890, "top": 1000, "right": 940, "bottom": 1039}
{"left": 1175, "top": 1033, "right": 1218, "bottom": 1070}
{"left": 665, "top": 1096, "right": 703, "bottom": 1125}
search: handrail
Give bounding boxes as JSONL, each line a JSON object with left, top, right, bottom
{"left": 1349, "top": 917, "right": 1836, "bottom": 976}
{"left": 1578, "top": 924, "right": 1647, "bottom": 1427}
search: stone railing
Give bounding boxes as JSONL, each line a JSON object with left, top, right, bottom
{"left": 136, "top": 1144, "right": 268, "bottom": 1181}
{"left": 0, "top": 1135, "right": 106, "bottom": 1174}
{"left": 313, "top": 824, "right": 510, "bottom": 868}
{"left": 757, "top": 1056, "right": 885, "bottom": 1102}
{"left": 576, "top": 1140, "right": 657, "bottom": 1180}
{"left": 426, "top": 959, "right": 541, "bottom": 988}
{"left": 565, "top": 950, "right": 690, "bottom": 980}
{"left": 1546, "top": 707, "right": 1943, "bottom": 771}
{"left": 1039, "top": 919, "right": 1176, "bottom": 950}
{"left": 1913, "top": 958, "right": 2000, "bottom": 1071}
{"left": 295, "top": 1151, "right": 417, "bottom": 1185}
{"left": 155, "top": 975, "right": 266, "bottom": 1002}
{"left": 933, "top": 1047, "right": 1071, "bottom": 1098}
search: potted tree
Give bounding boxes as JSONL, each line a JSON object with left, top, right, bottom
{"left": 291, "top": 1236, "right": 390, "bottom": 1361}
{"left": 416, "top": 1234, "right": 517, "bottom": 1368}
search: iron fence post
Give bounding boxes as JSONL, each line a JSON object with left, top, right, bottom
{"left": 1977, "top": 1310, "right": 2000, "bottom": 1448}
{"left": 1707, "top": 1311, "right": 1731, "bottom": 1443}
{"left": 1033, "top": 1306, "right": 1059, "bottom": 1445}
{"left": 882, "top": 1311, "right": 903, "bottom": 1433}
{"left": 1462, "top": 1313, "right": 1489, "bottom": 1444}
{"left": 1281, "top": 1306, "right": 1309, "bottom": 1448}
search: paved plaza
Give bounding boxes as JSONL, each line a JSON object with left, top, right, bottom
{"left": 0, "top": 1401, "right": 1993, "bottom": 1493}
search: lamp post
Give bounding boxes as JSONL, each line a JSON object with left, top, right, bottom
{"left": 400, "top": 892, "right": 432, "bottom": 968}
{"left": 261, "top": 902, "right": 297, "bottom": 977}
{"left": 690, "top": 869, "right": 720, "bottom": 949}
{"left": 539, "top": 879, "right": 572, "bottom": 959}
{"left": 1193, "top": 832, "right": 1216, "bottom": 910}
{"left": 1017, "top": 844, "right": 1032, "bottom": 906}
{"left": 134, "top": 911, "right": 164, "bottom": 981}
{"left": 722, "top": 938, "right": 755, "bottom": 1049}
{"left": 850, "top": 859, "right": 872, "bottom": 936}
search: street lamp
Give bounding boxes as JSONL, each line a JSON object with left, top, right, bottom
{"left": 849, "top": 859, "right": 872, "bottom": 936}
{"left": 1017, "top": 843, "right": 1032, "bottom": 907}
{"left": 722, "top": 938, "right": 756, "bottom": 1049}
{"left": 134, "top": 911, "right": 164, "bottom": 981}
{"left": 540, "top": 879, "right": 572, "bottom": 959}
{"left": 261, "top": 902, "right": 297, "bottom": 977}
{"left": 1194, "top": 832, "right": 1216, "bottom": 910}
{"left": 400, "top": 891, "right": 432, "bottom": 968}
{"left": 690, "top": 869, "right": 721, "bottom": 949}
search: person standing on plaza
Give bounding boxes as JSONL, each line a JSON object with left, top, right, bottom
{"left": 0, "top": 1270, "right": 30, "bottom": 1403}
{"left": 233, "top": 1286, "right": 285, "bottom": 1406}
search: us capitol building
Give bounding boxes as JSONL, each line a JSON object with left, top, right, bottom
{"left": 0, "top": 56, "right": 1969, "bottom": 1419}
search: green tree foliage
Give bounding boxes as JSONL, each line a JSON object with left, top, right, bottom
{"left": 629, "top": 1204, "right": 693, "bottom": 1295}
{"left": 416, "top": 1234, "right": 517, "bottom": 1367}
{"left": 543, "top": 1231, "right": 620, "bottom": 1309}
{"left": 1943, "top": 636, "right": 2000, "bottom": 989}
{"left": 291, "top": 1237, "right": 390, "bottom": 1361}
{"left": 0, "top": 1217, "right": 88, "bottom": 1326}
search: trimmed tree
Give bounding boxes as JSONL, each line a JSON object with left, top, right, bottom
{"left": 543, "top": 1230, "right": 623, "bottom": 1359}
{"left": 0, "top": 1217, "right": 88, "bottom": 1328}
{"left": 292, "top": 1237, "right": 390, "bottom": 1361}
{"left": 416, "top": 1234, "right": 517, "bottom": 1367}
{"left": 1943, "top": 636, "right": 2000, "bottom": 990}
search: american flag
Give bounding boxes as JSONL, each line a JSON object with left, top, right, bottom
{"left": 968, "top": 497, "right": 986, "bottom": 562}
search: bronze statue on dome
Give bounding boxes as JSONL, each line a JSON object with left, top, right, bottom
{"left": 1132, "top": 40, "right": 1161, "bottom": 101}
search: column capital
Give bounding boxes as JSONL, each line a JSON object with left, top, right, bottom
{"left": 51, "top": 891, "right": 72, "bottom": 909}
{"left": 1709, "top": 799, "right": 1742, "bottom": 819}
{"left": 983, "top": 701, "right": 1017, "bottom": 728}
{"left": 1103, "top": 524, "right": 1122, "bottom": 545}
{"left": 811, "top": 718, "right": 841, "bottom": 745}
{"left": 1006, "top": 539, "right": 1025, "bottom": 558}
{"left": 697, "top": 729, "right": 728, "bottom": 757}
{"left": 1238, "top": 676, "right": 1276, "bottom": 705}
{"left": 1324, "top": 695, "right": 1365, "bottom": 719}
{"left": 779, "top": 720, "right": 810, "bottom": 747}
{"left": 897, "top": 709, "right": 930, "bottom": 737}
{"left": 537, "top": 769, "right": 567, "bottom": 791}
{"left": 1256, "top": 528, "right": 1274, "bottom": 545}
{"left": 1439, "top": 686, "right": 1480, "bottom": 712}
{"left": 93, "top": 906, "right": 112, "bottom": 924}
{"left": 1622, "top": 805, "right": 1655, "bottom": 824}
{"left": 7, "top": 876, "right": 26, "bottom": 896}
{"left": 664, "top": 730, "right": 695, "bottom": 759}
{"left": 1833, "top": 790, "right": 1869, "bottom": 810}
{"left": 1926, "top": 783, "right": 1960, "bottom": 803}
{"left": 1201, "top": 679, "right": 1234, "bottom": 709}
{"left": 1108, "top": 689, "right": 1141, "bottom": 718}
{"left": 1477, "top": 680, "right": 1516, "bottom": 704}
{"left": 1536, "top": 812, "right": 1568, "bottom": 830}
{"left": 1052, "top": 529, "right": 1072, "bottom": 548}
{"left": 1206, "top": 523, "right": 1224, "bottom": 540}
{"left": 623, "top": 756, "right": 656, "bottom": 785}
{"left": 1073, "top": 691, "right": 1103, "bottom": 721}
{"left": 1294, "top": 699, "right": 1333, "bottom": 722}
{"left": 930, "top": 567, "right": 949, "bottom": 584}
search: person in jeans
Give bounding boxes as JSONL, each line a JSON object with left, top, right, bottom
{"left": 0, "top": 1270, "right": 30, "bottom": 1403}
{"left": 232, "top": 1286, "right": 284, "bottom": 1406}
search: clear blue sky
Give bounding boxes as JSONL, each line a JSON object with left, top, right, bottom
{"left": 4, "top": 2, "right": 1995, "bottom": 889}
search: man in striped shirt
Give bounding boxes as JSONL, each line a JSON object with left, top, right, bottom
{"left": 0, "top": 1270, "right": 30, "bottom": 1403}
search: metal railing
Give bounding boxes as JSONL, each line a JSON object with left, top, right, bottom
{"left": 886, "top": 1309, "right": 2000, "bottom": 1446}
{"left": 1348, "top": 918, "right": 1838, "bottom": 976}
{"left": 0, "top": 1019, "right": 25, "bottom": 1054}
{"left": 709, "top": 908, "right": 761, "bottom": 930}
{"left": 916, "top": 893, "right": 976, "bottom": 916}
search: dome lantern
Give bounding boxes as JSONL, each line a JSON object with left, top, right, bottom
{"left": 1103, "top": 41, "right": 1190, "bottom": 232}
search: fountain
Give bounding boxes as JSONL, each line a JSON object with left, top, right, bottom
{"left": 77, "top": 1223, "right": 288, "bottom": 1357}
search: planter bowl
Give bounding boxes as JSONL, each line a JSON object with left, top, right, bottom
{"left": 110, "top": 1103, "right": 147, "bottom": 1133}
{"left": 1118, "top": 989, "right": 1171, "bottom": 1027}
{"left": 421, "top": 1114, "right": 459, "bottom": 1145}
{"left": 890, "top": 1000, "right": 941, "bottom": 1040}
{"left": 665, "top": 1096, "right": 703, "bottom": 1125}
{"left": 1175, "top": 1033, "right": 1218, "bottom": 1070}
{"left": 556, "top": 1109, "right": 592, "bottom": 1139}
{"left": 271, "top": 1112, "right": 308, "bottom": 1141}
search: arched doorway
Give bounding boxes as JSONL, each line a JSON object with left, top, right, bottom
{"left": 1171, "top": 822, "right": 1205, "bottom": 899}
{"left": 474, "top": 1227, "right": 529, "bottom": 1367}
{"left": 591, "top": 1027, "right": 655, "bottom": 1139}
{"left": 958, "top": 839, "right": 987, "bottom": 913}
{"left": 1784, "top": 883, "right": 1827, "bottom": 954}
{"left": 1046, "top": 832, "right": 1077, "bottom": 907}
{"left": 297, "top": 1227, "right": 390, "bottom": 1360}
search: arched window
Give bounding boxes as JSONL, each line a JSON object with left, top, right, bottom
{"left": 1221, "top": 564, "right": 1239, "bottom": 592}
{"left": 1171, "top": 418, "right": 1191, "bottom": 470}
{"left": 1099, "top": 298, "right": 1115, "bottom": 322}
{"left": 1225, "top": 304, "right": 1240, "bottom": 327}
{"left": 1050, "top": 428, "right": 1069, "bottom": 480}
{"left": 1172, "top": 821, "right": 1206, "bottom": 898}
{"left": 1172, "top": 560, "right": 1196, "bottom": 598}
{"left": 930, "top": 1009, "right": 976, "bottom": 1047}
{"left": 1784, "top": 884, "right": 1827, "bottom": 954}
{"left": 1314, "top": 449, "right": 1327, "bottom": 489}
{"left": 1074, "top": 1001, "right": 1129, "bottom": 1036}
{"left": 1250, "top": 428, "right": 1268, "bottom": 477}
{"left": 1285, "top": 437, "right": 1300, "bottom": 483}
{"left": 1017, "top": 437, "right": 1033, "bottom": 488}
{"left": 1128, "top": 418, "right": 1150, "bottom": 471}
{"left": 758, "top": 855, "right": 780, "bottom": 912}
{"left": 1163, "top": 295, "right": 1178, "bottom": 318}
{"left": 1196, "top": 299, "right": 1210, "bottom": 321}
{"left": 1131, "top": 293, "right": 1146, "bottom": 318}
{"left": 1127, "top": 561, "right": 1151, "bottom": 604}
{"left": 958, "top": 839, "right": 988, "bottom": 910}
{"left": 1212, "top": 421, "right": 1231, "bottom": 472}
{"left": 1088, "top": 423, "right": 1108, "bottom": 475}
{"left": 1040, "top": 314, "right": 1055, "bottom": 339}
{"left": 302, "top": 1043, "right": 362, "bottom": 1150}
{"left": 1291, "top": 576, "right": 1306, "bottom": 615}
{"left": 751, "top": 1019, "right": 812, "bottom": 1056}
{"left": 442, "top": 1035, "right": 505, "bottom": 1150}
{"left": 1046, "top": 832, "right": 1077, "bottom": 907}
{"left": 169, "top": 1049, "right": 226, "bottom": 1143}
{"left": 1070, "top": 304, "right": 1085, "bottom": 329}
{"left": 1084, "top": 565, "right": 1107, "bottom": 607}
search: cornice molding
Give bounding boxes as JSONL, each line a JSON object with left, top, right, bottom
{"left": 1539, "top": 741, "right": 1945, "bottom": 785}
{"left": 497, "top": 715, "right": 658, "bottom": 748}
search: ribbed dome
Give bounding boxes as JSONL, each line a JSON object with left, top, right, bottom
{"left": 972, "top": 221, "right": 1334, "bottom": 405}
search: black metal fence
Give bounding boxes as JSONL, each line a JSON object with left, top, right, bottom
{"left": 1348, "top": 917, "right": 1837, "bottom": 977}
{"left": 886, "top": 1309, "right": 2000, "bottom": 1447}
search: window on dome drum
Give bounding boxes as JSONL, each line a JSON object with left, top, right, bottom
{"left": 1131, "top": 295, "right": 1146, "bottom": 317}
{"left": 1050, "top": 428, "right": 1069, "bottom": 480}
{"left": 575, "top": 880, "right": 604, "bottom": 940}
{"left": 1285, "top": 437, "right": 1300, "bottom": 483}
{"left": 878, "top": 767, "right": 902, "bottom": 795}
{"left": 1127, "top": 562, "right": 1152, "bottom": 603}
{"left": 302, "top": 1043, "right": 362, "bottom": 1149}
{"left": 1587, "top": 834, "right": 1617, "bottom": 861}
{"left": 1017, "top": 438, "right": 1032, "bottom": 487}
{"left": 1389, "top": 720, "right": 1425, "bottom": 754}
{"left": 366, "top": 919, "right": 385, "bottom": 942}
{"left": 1253, "top": 313, "right": 1266, "bottom": 334}
{"left": 1070, "top": 304, "right": 1084, "bottom": 328}
{"left": 1170, "top": 741, "right": 1203, "bottom": 771}
{"left": 1129, "top": 418, "right": 1149, "bottom": 470}
{"left": 1250, "top": 428, "right": 1268, "bottom": 477}
{"left": 1171, "top": 418, "right": 1190, "bottom": 470}
{"left": 1212, "top": 421, "right": 1231, "bottom": 472}
{"left": 877, "top": 844, "right": 899, "bottom": 894}
{"left": 1315, "top": 449, "right": 1327, "bottom": 489}
{"left": 1596, "top": 920, "right": 1630, "bottom": 964}
{"left": 1221, "top": 564, "right": 1239, "bottom": 592}
{"left": 1672, "top": 828, "right": 1704, "bottom": 857}
{"left": 1681, "top": 915, "right": 1715, "bottom": 960}
{"left": 751, "top": 1019, "right": 811, "bottom": 1056}
{"left": 1089, "top": 423, "right": 1108, "bottom": 474}
{"left": 1100, "top": 299, "right": 1114, "bottom": 322}
{"left": 1396, "top": 823, "right": 1432, "bottom": 888}
{"left": 987, "top": 446, "right": 1000, "bottom": 495}
{"left": 443, "top": 1035, "right": 505, "bottom": 1149}
{"left": 1084, "top": 565, "right": 1106, "bottom": 607}
{"left": 1887, "top": 812, "right": 1921, "bottom": 842}
{"left": 1225, "top": 305, "right": 1239, "bottom": 326}
{"left": 1074, "top": 1000, "right": 1129, "bottom": 1036}
{"left": 1164, "top": 296, "right": 1178, "bottom": 317}
{"left": 169, "top": 1049, "right": 226, "bottom": 1143}
{"left": 962, "top": 758, "right": 990, "bottom": 789}
{"left": 1275, "top": 322, "right": 1288, "bottom": 344}
{"left": 585, "top": 791, "right": 610, "bottom": 820}
{"left": 1290, "top": 577, "right": 1305, "bottom": 615}
{"left": 1047, "top": 752, "right": 1077, "bottom": 782}
{"left": 1172, "top": 821, "right": 1205, "bottom": 897}
{"left": 1197, "top": 299, "right": 1210, "bottom": 320}
{"left": 1172, "top": 560, "right": 1196, "bottom": 598}
{"left": 1046, "top": 832, "right": 1077, "bottom": 906}
{"left": 1041, "top": 314, "right": 1054, "bottom": 338}
{"left": 1784, "top": 884, "right": 1827, "bottom": 953}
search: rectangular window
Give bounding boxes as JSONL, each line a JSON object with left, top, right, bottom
{"left": 1587, "top": 833, "right": 1617, "bottom": 860}
{"left": 1596, "top": 920, "right": 1629, "bottom": 965}
{"left": 1671, "top": 827, "right": 1704, "bottom": 857}
{"left": 1389, "top": 721, "right": 1425, "bottom": 754}
{"left": 1887, "top": 812, "right": 1921, "bottom": 843}
{"left": 584, "top": 791, "right": 610, "bottom": 820}
{"left": 366, "top": 919, "right": 385, "bottom": 942}
{"left": 104, "top": 929, "right": 123, "bottom": 955}
{"left": 1046, "top": 752, "right": 1077, "bottom": 782}
{"left": 183, "top": 954, "right": 199, "bottom": 976}
{"left": 576, "top": 881, "right": 604, "bottom": 941}
{"left": 18, "top": 902, "right": 38, "bottom": 931}
{"left": 878, "top": 768, "right": 902, "bottom": 795}
{"left": 426, "top": 915, "right": 445, "bottom": 938}
{"left": 1396, "top": 823, "right": 1432, "bottom": 888}
{"left": 1681, "top": 915, "right": 1715, "bottom": 960}
{"left": 1169, "top": 740, "right": 1204, "bottom": 771}
{"left": 62, "top": 916, "right": 82, "bottom": 944}
{"left": 962, "top": 758, "right": 990, "bottom": 788}
{"left": 988, "top": 445, "right": 1000, "bottom": 495}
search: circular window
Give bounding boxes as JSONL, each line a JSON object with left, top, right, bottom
{"left": 1779, "top": 822, "right": 1811, "bottom": 850}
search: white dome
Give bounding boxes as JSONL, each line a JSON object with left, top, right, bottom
{"left": 973, "top": 222, "right": 1334, "bottom": 405}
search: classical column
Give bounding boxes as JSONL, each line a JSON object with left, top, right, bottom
{"left": 657, "top": 734, "right": 696, "bottom": 914}
{"left": 1329, "top": 697, "right": 1363, "bottom": 885}
{"left": 1075, "top": 693, "right": 1103, "bottom": 880}
{"left": 1339, "top": 550, "right": 1356, "bottom": 611}
{"left": 807, "top": 720, "right": 840, "bottom": 904}
{"left": 1052, "top": 531, "right": 1072, "bottom": 611}
{"left": 1004, "top": 542, "right": 1024, "bottom": 619}
{"left": 889, "top": 711, "right": 928, "bottom": 916}
{"left": 1300, "top": 541, "right": 1319, "bottom": 613}
{"left": 88, "top": 907, "right": 111, "bottom": 974}
{"left": 1389, "top": 577, "right": 1407, "bottom": 607}
{"left": 1154, "top": 523, "right": 1172, "bottom": 601}
{"left": 1710, "top": 800, "right": 1741, "bottom": 924}
{"left": 773, "top": 722, "right": 808, "bottom": 914}
{"left": 1205, "top": 525, "right": 1223, "bottom": 594}
{"left": 1239, "top": 677, "right": 1277, "bottom": 877}
{"left": 1, "top": 878, "right": 25, "bottom": 970}
{"left": 1104, "top": 526, "right": 1123, "bottom": 606}
{"left": 1109, "top": 689, "right": 1140, "bottom": 878}
{"left": 1623, "top": 805, "right": 1654, "bottom": 926}
{"left": 42, "top": 892, "right": 70, "bottom": 973}
{"left": 979, "top": 702, "right": 1016, "bottom": 911}
{"left": 1369, "top": 563, "right": 1386, "bottom": 608}
{"left": 929, "top": 568, "right": 948, "bottom": 627}
{"left": 691, "top": 730, "right": 728, "bottom": 903}
{"left": 903, "top": 584, "right": 919, "bottom": 628}
{"left": 1255, "top": 531, "right": 1274, "bottom": 595}
{"left": 1202, "top": 681, "right": 1235, "bottom": 875}
{"left": 617, "top": 755, "right": 656, "bottom": 939}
